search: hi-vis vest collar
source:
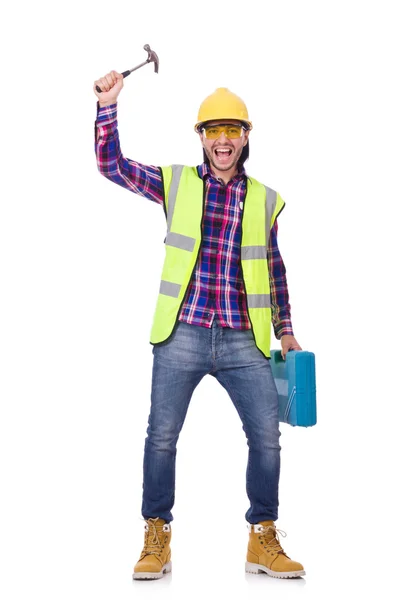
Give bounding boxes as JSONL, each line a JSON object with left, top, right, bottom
{"left": 149, "top": 165, "right": 285, "bottom": 359}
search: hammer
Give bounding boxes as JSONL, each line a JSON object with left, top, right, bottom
{"left": 95, "top": 44, "right": 159, "bottom": 93}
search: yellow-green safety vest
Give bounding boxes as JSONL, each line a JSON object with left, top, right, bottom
{"left": 149, "top": 165, "right": 285, "bottom": 359}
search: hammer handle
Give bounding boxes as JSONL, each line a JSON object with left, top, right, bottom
{"left": 95, "top": 70, "right": 132, "bottom": 93}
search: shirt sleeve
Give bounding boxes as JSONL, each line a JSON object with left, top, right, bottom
{"left": 95, "top": 101, "right": 164, "bottom": 205}
{"left": 267, "top": 219, "right": 294, "bottom": 339}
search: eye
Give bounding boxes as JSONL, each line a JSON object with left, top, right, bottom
{"left": 206, "top": 127, "right": 219, "bottom": 135}
{"left": 227, "top": 127, "right": 240, "bottom": 135}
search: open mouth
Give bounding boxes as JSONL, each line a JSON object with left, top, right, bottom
{"left": 214, "top": 148, "right": 233, "bottom": 159}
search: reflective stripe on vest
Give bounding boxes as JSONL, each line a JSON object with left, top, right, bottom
{"left": 265, "top": 185, "right": 277, "bottom": 248}
{"left": 150, "top": 165, "right": 285, "bottom": 359}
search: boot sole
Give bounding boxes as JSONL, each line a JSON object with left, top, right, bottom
{"left": 133, "top": 561, "right": 172, "bottom": 580}
{"left": 245, "top": 561, "right": 305, "bottom": 579}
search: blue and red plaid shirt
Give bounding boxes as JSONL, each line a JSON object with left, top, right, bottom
{"left": 95, "top": 101, "right": 294, "bottom": 339}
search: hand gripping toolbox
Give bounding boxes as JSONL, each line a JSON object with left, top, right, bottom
{"left": 270, "top": 350, "right": 317, "bottom": 427}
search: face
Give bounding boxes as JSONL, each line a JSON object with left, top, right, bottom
{"left": 199, "top": 119, "right": 250, "bottom": 175}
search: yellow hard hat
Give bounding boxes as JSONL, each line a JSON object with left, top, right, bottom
{"left": 194, "top": 87, "right": 253, "bottom": 132}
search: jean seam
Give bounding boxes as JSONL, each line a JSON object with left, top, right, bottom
{"left": 214, "top": 372, "right": 252, "bottom": 494}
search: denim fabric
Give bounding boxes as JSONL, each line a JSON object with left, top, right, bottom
{"left": 141, "top": 319, "right": 281, "bottom": 524}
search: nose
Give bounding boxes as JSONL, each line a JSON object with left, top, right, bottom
{"left": 217, "top": 131, "right": 228, "bottom": 143}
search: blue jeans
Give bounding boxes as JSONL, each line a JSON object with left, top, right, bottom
{"left": 142, "top": 318, "right": 281, "bottom": 524}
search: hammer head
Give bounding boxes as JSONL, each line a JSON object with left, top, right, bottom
{"left": 143, "top": 44, "right": 159, "bottom": 73}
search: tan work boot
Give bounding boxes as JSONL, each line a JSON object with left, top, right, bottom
{"left": 245, "top": 520, "right": 305, "bottom": 578}
{"left": 133, "top": 517, "right": 172, "bottom": 580}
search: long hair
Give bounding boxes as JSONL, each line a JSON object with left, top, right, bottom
{"left": 203, "top": 140, "right": 250, "bottom": 169}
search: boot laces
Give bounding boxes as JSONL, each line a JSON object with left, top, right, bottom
{"left": 258, "top": 525, "right": 288, "bottom": 556}
{"left": 141, "top": 517, "right": 168, "bottom": 557}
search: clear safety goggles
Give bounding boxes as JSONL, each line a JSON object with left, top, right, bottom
{"left": 200, "top": 123, "right": 246, "bottom": 139}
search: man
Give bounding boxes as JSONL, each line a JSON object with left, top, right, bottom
{"left": 93, "top": 71, "right": 305, "bottom": 580}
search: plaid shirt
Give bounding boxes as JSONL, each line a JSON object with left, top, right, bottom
{"left": 95, "top": 101, "right": 294, "bottom": 339}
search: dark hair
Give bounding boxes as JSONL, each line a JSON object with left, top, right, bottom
{"left": 203, "top": 140, "right": 250, "bottom": 168}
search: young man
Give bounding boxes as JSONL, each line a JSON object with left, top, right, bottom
{"left": 93, "top": 71, "right": 305, "bottom": 580}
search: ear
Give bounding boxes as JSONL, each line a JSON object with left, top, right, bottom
{"left": 243, "top": 129, "right": 250, "bottom": 147}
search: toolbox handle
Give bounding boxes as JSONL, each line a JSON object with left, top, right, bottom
{"left": 273, "top": 350, "right": 285, "bottom": 364}
{"left": 273, "top": 349, "right": 300, "bottom": 364}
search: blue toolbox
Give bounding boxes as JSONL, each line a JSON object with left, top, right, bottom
{"left": 270, "top": 350, "right": 317, "bottom": 427}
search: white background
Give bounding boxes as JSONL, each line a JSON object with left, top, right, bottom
{"left": 1, "top": 0, "right": 396, "bottom": 598}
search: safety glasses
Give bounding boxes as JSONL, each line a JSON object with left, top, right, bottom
{"left": 201, "top": 123, "right": 246, "bottom": 139}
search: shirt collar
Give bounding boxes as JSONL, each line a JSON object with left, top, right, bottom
{"left": 198, "top": 161, "right": 247, "bottom": 183}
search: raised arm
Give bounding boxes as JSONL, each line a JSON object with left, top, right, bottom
{"left": 93, "top": 70, "right": 164, "bottom": 205}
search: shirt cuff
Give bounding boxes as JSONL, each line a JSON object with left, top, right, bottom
{"left": 96, "top": 100, "right": 118, "bottom": 125}
{"left": 274, "top": 321, "right": 294, "bottom": 340}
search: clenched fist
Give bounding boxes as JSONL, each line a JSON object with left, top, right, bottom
{"left": 93, "top": 70, "right": 124, "bottom": 106}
